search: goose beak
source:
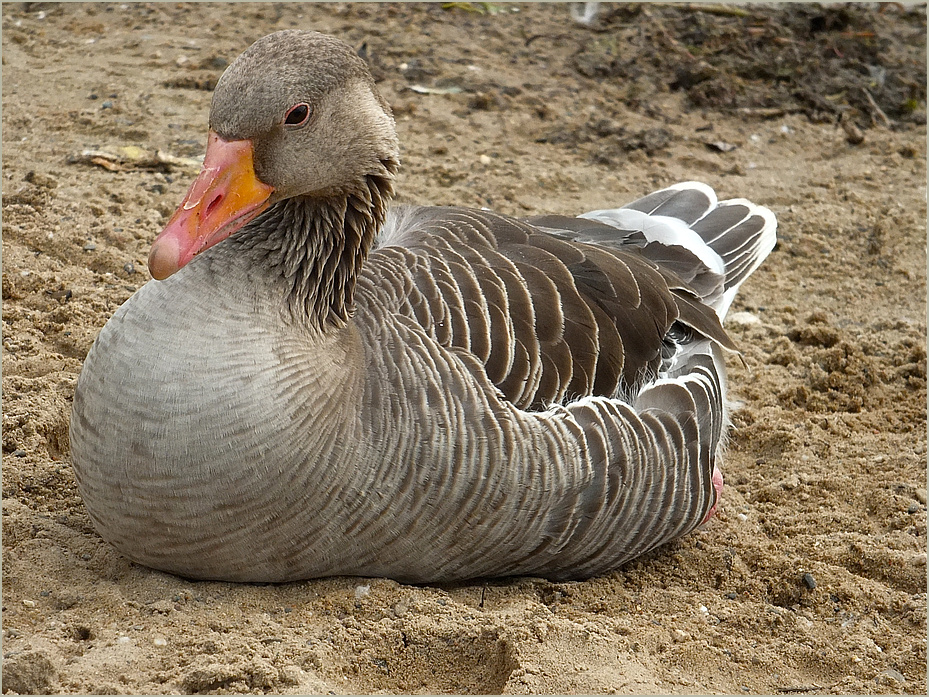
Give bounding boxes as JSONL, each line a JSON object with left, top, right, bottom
{"left": 148, "top": 131, "right": 274, "bottom": 280}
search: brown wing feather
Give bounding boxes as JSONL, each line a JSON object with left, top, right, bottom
{"left": 367, "top": 205, "right": 734, "bottom": 410}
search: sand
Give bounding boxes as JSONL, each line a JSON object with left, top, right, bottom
{"left": 2, "top": 2, "right": 926, "bottom": 694}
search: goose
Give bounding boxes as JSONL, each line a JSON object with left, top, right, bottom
{"left": 69, "top": 30, "right": 776, "bottom": 584}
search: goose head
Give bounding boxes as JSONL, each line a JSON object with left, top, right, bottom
{"left": 148, "top": 30, "right": 400, "bottom": 281}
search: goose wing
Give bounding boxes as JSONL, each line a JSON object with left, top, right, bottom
{"left": 366, "top": 193, "right": 742, "bottom": 411}
{"left": 346, "top": 183, "right": 775, "bottom": 581}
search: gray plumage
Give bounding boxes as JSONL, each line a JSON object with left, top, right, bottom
{"left": 69, "top": 30, "right": 777, "bottom": 583}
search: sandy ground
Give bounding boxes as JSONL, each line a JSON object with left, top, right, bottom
{"left": 2, "top": 2, "right": 926, "bottom": 694}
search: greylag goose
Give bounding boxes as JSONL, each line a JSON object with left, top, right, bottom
{"left": 70, "top": 30, "right": 776, "bottom": 583}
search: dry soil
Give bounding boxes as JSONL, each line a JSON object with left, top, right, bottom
{"left": 2, "top": 2, "right": 926, "bottom": 695}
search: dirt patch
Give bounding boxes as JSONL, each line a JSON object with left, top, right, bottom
{"left": 571, "top": 3, "right": 925, "bottom": 125}
{"left": 3, "top": 2, "right": 926, "bottom": 695}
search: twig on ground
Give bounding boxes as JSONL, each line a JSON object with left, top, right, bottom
{"left": 664, "top": 3, "right": 752, "bottom": 17}
{"left": 734, "top": 107, "right": 800, "bottom": 119}
{"left": 775, "top": 686, "right": 823, "bottom": 694}
{"left": 862, "top": 87, "right": 893, "bottom": 128}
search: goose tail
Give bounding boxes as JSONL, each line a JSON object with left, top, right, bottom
{"left": 581, "top": 181, "right": 777, "bottom": 320}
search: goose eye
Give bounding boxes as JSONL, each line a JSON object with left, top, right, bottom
{"left": 284, "top": 103, "right": 311, "bottom": 126}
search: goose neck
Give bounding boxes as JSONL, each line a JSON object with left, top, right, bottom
{"left": 239, "top": 163, "right": 397, "bottom": 329}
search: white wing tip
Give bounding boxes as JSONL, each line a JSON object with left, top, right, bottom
{"left": 666, "top": 181, "right": 719, "bottom": 208}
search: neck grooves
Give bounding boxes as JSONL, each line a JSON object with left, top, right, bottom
{"left": 240, "top": 159, "right": 398, "bottom": 329}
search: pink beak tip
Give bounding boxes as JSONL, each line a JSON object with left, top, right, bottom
{"left": 148, "top": 237, "right": 181, "bottom": 281}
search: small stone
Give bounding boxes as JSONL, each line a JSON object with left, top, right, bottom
{"left": 123, "top": 262, "right": 136, "bottom": 275}
{"left": 152, "top": 636, "right": 167, "bottom": 646}
{"left": 479, "top": 154, "right": 492, "bottom": 165}
{"left": 48, "top": 287, "right": 72, "bottom": 301}
{"left": 22, "top": 599, "right": 36, "bottom": 608}
{"left": 13, "top": 449, "right": 26, "bottom": 458}
{"left": 725, "top": 592, "right": 737, "bottom": 600}
{"left": 148, "top": 599, "right": 174, "bottom": 614}
{"left": 802, "top": 573, "right": 817, "bottom": 590}
{"left": 354, "top": 584, "right": 370, "bottom": 599}
{"left": 101, "top": 100, "right": 114, "bottom": 109}
{"left": 671, "top": 629, "right": 690, "bottom": 642}
{"left": 884, "top": 667, "right": 906, "bottom": 684}
{"left": 842, "top": 119, "right": 865, "bottom": 145}
{"left": 83, "top": 242, "right": 97, "bottom": 251}
{"left": 727, "top": 311, "right": 761, "bottom": 326}
{"left": 391, "top": 597, "right": 412, "bottom": 617}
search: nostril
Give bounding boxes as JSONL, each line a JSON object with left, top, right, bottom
{"left": 205, "top": 194, "right": 223, "bottom": 218}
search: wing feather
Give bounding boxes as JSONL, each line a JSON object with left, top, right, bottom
{"left": 365, "top": 187, "right": 771, "bottom": 415}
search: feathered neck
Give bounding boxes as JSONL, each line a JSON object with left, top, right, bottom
{"left": 235, "top": 158, "right": 399, "bottom": 329}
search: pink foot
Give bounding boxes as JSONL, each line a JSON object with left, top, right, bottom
{"left": 700, "top": 464, "right": 724, "bottom": 524}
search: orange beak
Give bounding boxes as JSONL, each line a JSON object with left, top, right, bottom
{"left": 148, "top": 131, "right": 274, "bottom": 280}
